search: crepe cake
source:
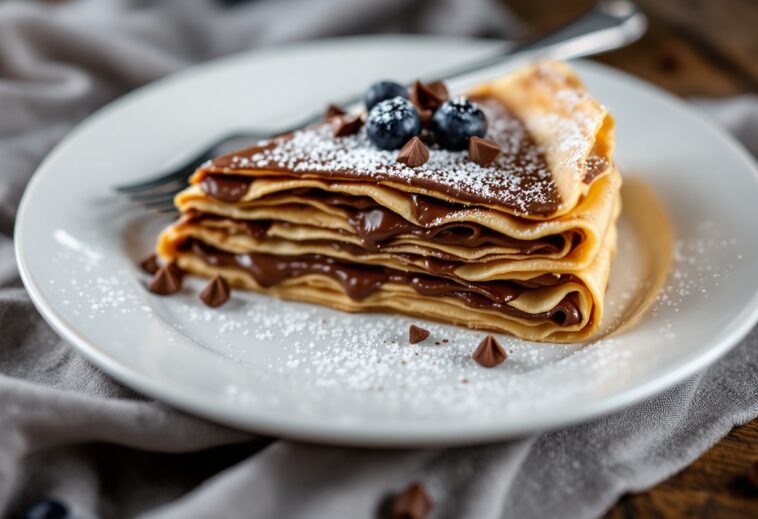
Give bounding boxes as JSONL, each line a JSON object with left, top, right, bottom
{"left": 156, "top": 61, "right": 621, "bottom": 342}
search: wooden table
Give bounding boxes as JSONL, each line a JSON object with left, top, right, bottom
{"left": 605, "top": 421, "right": 758, "bottom": 518}
{"left": 505, "top": 0, "right": 758, "bottom": 516}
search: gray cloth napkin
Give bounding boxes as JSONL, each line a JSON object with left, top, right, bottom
{"left": 1, "top": 1, "right": 756, "bottom": 518}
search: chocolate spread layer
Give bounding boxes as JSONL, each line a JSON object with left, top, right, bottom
{"left": 346, "top": 205, "right": 564, "bottom": 252}
{"left": 185, "top": 215, "right": 574, "bottom": 279}
{"left": 201, "top": 96, "right": 564, "bottom": 216}
{"left": 186, "top": 240, "right": 582, "bottom": 326}
{"left": 196, "top": 181, "right": 569, "bottom": 254}
{"left": 229, "top": 228, "right": 564, "bottom": 279}
{"left": 199, "top": 175, "right": 251, "bottom": 203}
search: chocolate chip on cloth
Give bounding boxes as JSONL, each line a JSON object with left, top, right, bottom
{"left": 408, "top": 324, "right": 430, "bottom": 344}
{"left": 199, "top": 275, "right": 231, "bottom": 308}
{"left": 392, "top": 482, "right": 434, "bottom": 519}
{"left": 472, "top": 334, "right": 507, "bottom": 367}
{"left": 148, "top": 264, "right": 182, "bottom": 295}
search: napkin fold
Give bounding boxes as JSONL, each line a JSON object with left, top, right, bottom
{"left": 0, "top": 1, "right": 756, "bottom": 518}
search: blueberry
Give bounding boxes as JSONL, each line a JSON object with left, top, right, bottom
{"left": 365, "top": 97, "right": 421, "bottom": 150}
{"left": 24, "top": 499, "right": 70, "bottom": 519}
{"left": 364, "top": 80, "right": 408, "bottom": 111}
{"left": 431, "top": 98, "right": 487, "bottom": 150}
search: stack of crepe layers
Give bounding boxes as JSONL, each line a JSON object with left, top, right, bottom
{"left": 157, "top": 61, "right": 620, "bottom": 342}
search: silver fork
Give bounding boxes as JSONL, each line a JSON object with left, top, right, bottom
{"left": 117, "top": 0, "right": 646, "bottom": 213}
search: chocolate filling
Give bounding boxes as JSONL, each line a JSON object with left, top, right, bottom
{"left": 199, "top": 175, "right": 251, "bottom": 203}
{"left": 347, "top": 205, "right": 563, "bottom": 253}
{"left": 185, "top": 240, "right": 582, "bottom": 326}
{"left": 197, "top": 181, "right": 569, "bottom": 254}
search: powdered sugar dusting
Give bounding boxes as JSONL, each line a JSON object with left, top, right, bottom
{"left": 212, "top": 100, "right": 559, "bottom": 215}
{"left": 527, "top": 62, "right": 606, "bottom": 185}
{"left": 47, "top": 214, "right": 745, "bottom": 425}
{"left": 543, "top": 87, "right": 600, "bottom": 183}
{"left": 148, "top": 216, "right": 740, "bottom": 419}
{"left": 171, "top": 287, "right": 629, "bottom": 417}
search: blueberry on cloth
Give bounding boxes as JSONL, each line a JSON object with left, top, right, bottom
{"left": 365, "top": 97, "right": 421, "bottom": 150}
{"left": 364, "top": 80, "right": 408, "bottom": 110}
{"left": 431, "top": 97, "right": 487, "bottom": 150}
{"left": 23, "top": 499, "right": 70, "bottom": 519}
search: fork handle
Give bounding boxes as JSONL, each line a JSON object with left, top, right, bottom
{"left": 441, "top": 0, "right": 646, "bottom": 92}
{"left": 280, "top": 0, "right": 646, "bottom": 131}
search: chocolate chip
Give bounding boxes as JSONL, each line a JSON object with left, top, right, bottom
{"left": 468, "top": 136, "right": 501, "bottom": 166}
{"left": 148, "top": 264, "right": 182, "bottom": 295}
{"left": 410, "top": 80, "right": 449, "bottom": 111}
{"left": 396, "top": 137, "right": 429, "bottom": 168}
{"left": 408, "top": 324, "right": 430, "bottom": 344}
{"left": 323, "top": 104, "right": 346, "bottom": 119}
{"left": 139, "top": 253, "right": 160, "bottom": 275}
{"left": 167, "top": 262, "right": 185, "bottom": 280}
{"left": 199, "top": 275, "right": 231, "bottom": 308}
{"left": 333, "top": 114, "right": 363, "bottom": 137}
{"left": 392, "top": 482, "right": 433, "bottom": 519}
{"left": 472, "top": 335, "right": 507, "bottom": 367}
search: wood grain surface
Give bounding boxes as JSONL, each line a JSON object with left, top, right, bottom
{"left": 603, "top": 420, "right": 758, "bottom": 519}
{"left": 506, "top": 0, "right": 758, "bottom": 517}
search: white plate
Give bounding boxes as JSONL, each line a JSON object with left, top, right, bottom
{"left": 15, "top": 36, "right": 758, "bottom": 447}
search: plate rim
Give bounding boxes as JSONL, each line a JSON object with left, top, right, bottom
{"left": 14, "top": 35, "right": 758, "bottom": 447}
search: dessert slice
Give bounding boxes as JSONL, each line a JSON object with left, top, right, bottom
{"left": 157, "top": 61, "right": 620, "bottom": 342}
